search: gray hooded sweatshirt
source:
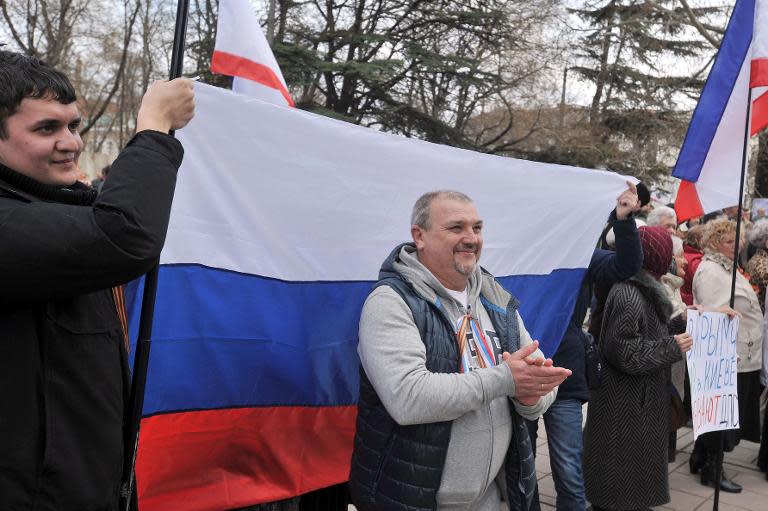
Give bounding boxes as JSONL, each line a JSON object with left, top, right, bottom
{"left": 358, "top": 245, "right": 556, "bottom": 511}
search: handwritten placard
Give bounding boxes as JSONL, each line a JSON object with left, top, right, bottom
{"left": 685, "top": 310, "right": 740, "bottom": 440}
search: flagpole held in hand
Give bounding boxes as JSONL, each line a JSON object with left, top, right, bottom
{"left": 119, "top": 1, "right": 191, "bottom": 510}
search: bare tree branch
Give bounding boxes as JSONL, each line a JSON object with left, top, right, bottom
{"left": 0, "top": 0, "right": 32, "bottom": 54}
{"left": 80, "top": 0, "right": 141, "bottom": 136}
{"left": 675, "top": 0, "right": 722, "bottom": 48}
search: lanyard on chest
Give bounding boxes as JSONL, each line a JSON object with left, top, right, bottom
{"left": 455, "top": 305, "right": 498, "bottom": 373}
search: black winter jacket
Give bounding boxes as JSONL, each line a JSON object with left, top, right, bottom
{"left": 583, "top": 271, "right": 685, "bottom": 509}
{"left": 0, "top": 131, "right": 183, "bottom": 511}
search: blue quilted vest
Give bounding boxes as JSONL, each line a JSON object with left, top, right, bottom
{"left": 349, "top": 247, "right": 535, "bottom": 511}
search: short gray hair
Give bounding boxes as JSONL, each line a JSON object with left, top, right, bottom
{"left": 647, "top": 206, "right": 677, "bottom": 227}
{"left": 671, "top": 235, "right": 683, "bottom": 256}
{"left": 748, "top": 218, "right": 768, "bottom": 248}
{"left": 411, "top": 190, "right": 473, "bottom": 229}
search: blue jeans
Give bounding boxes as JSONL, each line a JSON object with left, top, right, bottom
{"left": 526, "top": 398, "right": 586, "bottom": 511}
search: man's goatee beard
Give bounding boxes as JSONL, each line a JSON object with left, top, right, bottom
{"left": 455, "top": 262, "right": 475, "bottom": 276}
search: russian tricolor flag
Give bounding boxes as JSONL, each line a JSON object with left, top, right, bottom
{"left": 673, "top": 0, "right": 768, "bottom": 221}
{"left": 126, "top": 2, "right": 631, "bottom": 509}
{"left": 129, "top": 84, "right": 630, "bottom": 510}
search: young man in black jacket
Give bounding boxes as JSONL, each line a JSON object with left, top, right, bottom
{"left": 0, "top": 50, "right": 194, "bottom": 510}
{"left": 525, "top": 183, "right": 643, "bottom": 511}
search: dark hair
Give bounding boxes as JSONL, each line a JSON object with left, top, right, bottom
{"left": 0, "top": 51, "right": 77, "bottom": 139}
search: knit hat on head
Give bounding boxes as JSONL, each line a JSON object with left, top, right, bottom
{"left": 638, "top": 226, "right": 673, "bottom": 280}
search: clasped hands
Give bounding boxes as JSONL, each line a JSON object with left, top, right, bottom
{"left": 502, "top": 341, "right": 572, "bottom": 407}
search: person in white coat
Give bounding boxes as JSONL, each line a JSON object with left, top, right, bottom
{"left": 691, "top": 219, "right": 763, "bottom": 492}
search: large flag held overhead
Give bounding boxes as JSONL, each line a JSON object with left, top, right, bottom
{"left": 127, "top": 83, "right": 630, "bottom": 510}
{"left": 673, "top": 0, "right": 768, "bottom": 222}
{"left": 211, "top": 0, "right": 294, "bottom": 106}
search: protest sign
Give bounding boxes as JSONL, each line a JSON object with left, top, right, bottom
{"left": 685, "top": 310, "right": 740, "bottom": 440}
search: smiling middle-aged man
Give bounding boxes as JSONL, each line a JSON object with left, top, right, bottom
{"left": 350, "top": 190, "right": 572, "bottom": 511}
{"left": 0, "top": 50, "right": 194, "bottom": 510}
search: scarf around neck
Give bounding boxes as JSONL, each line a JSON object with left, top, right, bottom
{"left": 703, "top": 248, "right": 735, "bottom": 272}
{"left": 0, "top": 161, "right": 96, "bottom": 205}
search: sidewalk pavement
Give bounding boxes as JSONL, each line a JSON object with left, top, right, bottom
{"left": 533, "top": 418, "right": 766, "bottom": 511}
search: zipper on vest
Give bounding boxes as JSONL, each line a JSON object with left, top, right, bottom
{"left": 481, "top": 402, "right": 495, "bottom": 506}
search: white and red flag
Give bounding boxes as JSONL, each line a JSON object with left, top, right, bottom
{"left": 211, "top": 0, "right": 294, "bottom": 106}
{"left": 673, "top": 0, "right": 768, "bottom": 221}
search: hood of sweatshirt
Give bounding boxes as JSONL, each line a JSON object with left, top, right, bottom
{"left": 379, "top": 242, "right": 514, "bottom": 324}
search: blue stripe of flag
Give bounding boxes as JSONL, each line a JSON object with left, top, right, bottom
{"left": 672, "top": 0, "right": 754, "bottom": 182}
{"left": 128, "top": 264, "right": 586, "bottom": 416}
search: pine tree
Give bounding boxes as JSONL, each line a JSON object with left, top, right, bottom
{"left": 273, "top": 0, "right": 561, "bottom": 150}
{"left": 565, "top": 0, "right": 721, "bottom": 181}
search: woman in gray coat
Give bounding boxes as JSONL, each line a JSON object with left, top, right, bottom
{"left": 584, "top": 226, "right": 692, "bottom": 510}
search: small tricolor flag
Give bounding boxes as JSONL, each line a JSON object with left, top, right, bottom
{"left": 673, "top": 0, "right": 768, "bottom": 222}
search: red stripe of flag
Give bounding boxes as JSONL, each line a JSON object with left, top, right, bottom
{"left": 211, "top": 50, "right": 295, "bottom": 107}
{"left": 752, "top": 91, "right": 768, "bottom": 135}
{"left": 674, "top": 180, "right": 705, "bottom": 222}
{"left": 751, "top": 58, "right": 768, "bottom": 88}
{"left": 137, "top": 406, "right": 356, "bottom": 511}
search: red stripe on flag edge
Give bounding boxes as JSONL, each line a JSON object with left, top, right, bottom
{"left": 751, "top": 58, "right": 768, "bottom": 88}
{"left": 136, "top": 405, "right": 356, "bottom": 511}
{"left": 211, "top": 50, "right": 295, "bottom": 107}
{"left": 751, "top": 91, "right": 768, "bottom": 136}
{"left": 674, "top": 180, "right": 705, "bottom": 222}
{"left": 139, "top": 401, "right": 359, "bottom": 419}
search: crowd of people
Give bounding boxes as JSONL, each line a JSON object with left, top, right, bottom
{"left": 582, "top": 201, "right": 768, "bottom": 509}
{"left": 3, "top": 47, "right": 768, "bottom": 511}
{"left": 350, "top": 187, "right": 768, "bottom": 511}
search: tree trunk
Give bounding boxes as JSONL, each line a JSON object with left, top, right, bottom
{"left": 590, "top": 3, "right": 615, "bottom": 133}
